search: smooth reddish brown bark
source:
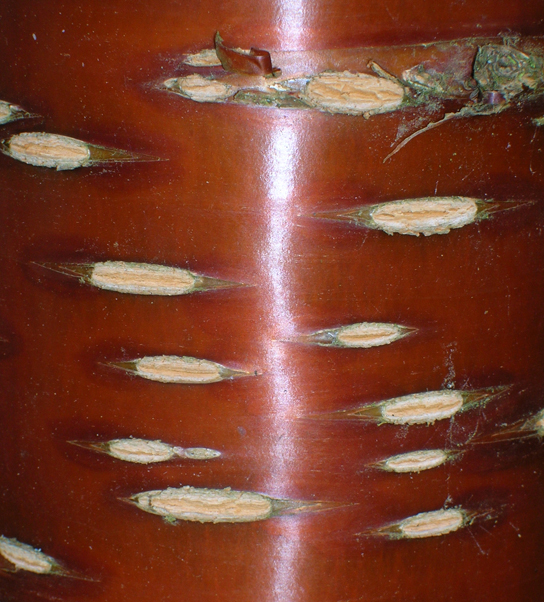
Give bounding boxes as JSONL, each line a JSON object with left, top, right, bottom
{"left": 0, "top": 1, "right": 544, "bottom": 601}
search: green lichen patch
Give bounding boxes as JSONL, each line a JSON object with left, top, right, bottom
{"left": 474, "top": 44, "right": 544, "bottom": 100}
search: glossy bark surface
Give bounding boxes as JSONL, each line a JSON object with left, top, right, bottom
{"left": 1, "top": 1, "right": 544, "bottom": 601}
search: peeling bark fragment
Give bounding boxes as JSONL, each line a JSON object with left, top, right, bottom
{"left": 378, "top": 449, "right": 451, "bottom": 473}
{"left": 183, "top": 49, "right": 222, "bottom": 67}
{"left": 215, "top": 32, "right": 279, "bottom": 77}
{"left": 164, "top": 75, "right": 236, "bottom": 103}
{"left": 383, "top": 103, "right": 508, "bottom": 162}
{"left": 168, "top": 37, "right": 544, "bottom": 123}
{"left": 302, "top": 71, "right": 404, "bottom": 115}
{"left": 474, "top": 45, "right": 544, "bottom": 101}
{"left": 0, "top": 536, "right": 63, "bottom": 575}
{"left": 387, "top": 44, "right": 544, "bottom": 160}
{"left": 315, "top": 197, "right": 528, "bottom": 236}
{"left": 126, "top": 486, "right": 344, "bottom": 524}
{"left": 375, "top": 508, "right": 469, "bottom": 539}
{"left": 0, "top": 100, "right": 38, "bottom": 125}
{"left": 321, "top": 386, "right": 509, "bottom": 425}
{"left": 110, "top": 355, "right": 255, "bottom": 384}
{"left": 1, "top": 132, "right": 159, "bottom": 170}
{"left": 36, "top": 261, "right": 243, "bottom": 295}
{"left": 71, "top": 438, "right": 221, "bottom": 464}
{"left": 295, "top": 322, "right": 414, "bottom": 348}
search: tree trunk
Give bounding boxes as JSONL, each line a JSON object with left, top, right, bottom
{"left": 1, "top": 1, "right": 543, "bottom": 601}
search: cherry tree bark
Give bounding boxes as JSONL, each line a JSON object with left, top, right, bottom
{"left": 0, "top": 1, "right": 544, "bottom": 601}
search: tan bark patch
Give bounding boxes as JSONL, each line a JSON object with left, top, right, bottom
{"left": 0, "top": 536, "right": 57, "bottom": 574}
{"left": 184, "top": 447, "right": 222, "bottom": 459}
{"left": 303, "top": 71, "right": 404, "bottom": 115}
{"left": 6, "top": 132, "right": 91, "bottom": 170}
{"left": 183, "top": 49, "right": 222, "bottom": 67}
{"left": 107, "top": 439, "right": 179, "bottom": 463}
{"left": 136, "top": 356, "right": 223, "bottom": 384}
{"left": 91, "top": 262, "right": 196, "bottom": 295}
{"left": 398, "top": 509, "right": 465, "bottom": 539}
{"left": 127, "top": 355, "right": 252, "bottom": 384}
{"left": 381, "top": 391, "right": 464, "bottom": 425}
{"left": 370, "top": 197, "right": 479, "bottom": 236}
{"left": 335, "top": 322, "right": 410, "bottom": 348}
{"left": 112, "top": 355, "right": 253, "bottom": 384}
{"left": 164, "top": 75, "right": 235, "bottom": 102}
{"left": 131, "top": 486, "right": 273, "bottom": 523}
{"left": 0, "top": 101, "right": 14, "bottom": 124}
{"left": 382, "top": 449, "right": 449, "bottom": 473}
